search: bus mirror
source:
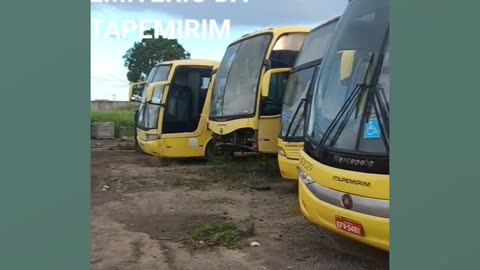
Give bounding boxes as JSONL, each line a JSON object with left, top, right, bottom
{"left": 128, "top": 81, "right": 146, "bottom": 103}
{"left": 340, "top": 50, "right": 356, "bottom": 81}
{"left": 261, "top": 68, "right": 292, "bottom": 98}
{"left": 146, "top": 81, "right": 170, "bottom": 103}
{"left": 145, "top": 85, "right": 154, "bottom": 103}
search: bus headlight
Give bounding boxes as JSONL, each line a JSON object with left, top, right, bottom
{"left": 145, "top": 134, "right": 159, "bottom": 141}
{"left": 278, "top": 148, "right": 286, "bottom": 157}
{"left": 298, "top": 170, "right": 314, "bottom": 185}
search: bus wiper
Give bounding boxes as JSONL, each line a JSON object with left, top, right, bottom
{"left": 329, "top": 85, "right": 370, "bottom": 147}
{"left": 290, "top": 110, "right": 305, "bottom": 138}
{"left": 313, "top": 83, "right": 364, "bottom": 157}
{"left": 354, "top": 85, "right": 389, "bottom": 152}
{"left": 363, "top": 85, "right": 389, "bottom": 123}
{"left": 285, "top": 98, "right": 306, "bottom": 138}
{"left": 372, "top": 86, "right": 390, "bottom": 150}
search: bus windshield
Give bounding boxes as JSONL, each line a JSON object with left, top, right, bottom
{"left": 306, "top": 0, "right": 389, "bottom": 156}
{"left": 281, "top": 20, "right": 338, "bottom": 139}
{"left": 210, "top": 32, "right": 307, "bottom": 119}
{"left": 295, "top": 18, "right": 339, "bottom": 67}
{"left": 137, "top": 65, "right": 171, "bottom": 130}
{"left": 280, "top": 67, "right": 315, "bottom": 138}
{"left": 210, "top": 34, "right": 272, "bottom": 118}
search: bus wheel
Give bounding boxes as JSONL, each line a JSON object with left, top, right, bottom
{"left": 205, "top": 141, "right": 225, "bottom": 162}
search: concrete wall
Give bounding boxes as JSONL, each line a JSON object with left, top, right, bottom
{"left": 91, "top": 100, "right": 137, "bottom": 112}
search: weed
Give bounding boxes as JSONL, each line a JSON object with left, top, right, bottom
{"left": 182, "top": 217, "right": 256, "bottom": 250}
{"left": 182, "top": 221, "right": 241, "bottom": 250}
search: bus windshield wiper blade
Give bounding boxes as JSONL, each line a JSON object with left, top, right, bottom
{"left": 353, "top": 85, "right": 389, "bottom": 152}
{"left": 372, "top": 87, "right": 390, "bottom": 150}
{"left": 290, "top": 110, "right": 305, "bottom": 138}
{"left": 329, "top": 86, "right": 368, "bottom": 147}
{"left": 285, "top": 98, "right": 306, "bottom": 138}
{"left": 313, "top": 83, "right": 364, "bottom": 157}
{"left": 363, "top": 85, "right": 389, "bottom": 122}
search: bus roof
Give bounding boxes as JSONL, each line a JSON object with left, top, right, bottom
{"left": 155, "top": 59, "right": 219, "bottom": 67}
{"left": 292, "top": 17, "right": 341, "bottom": 69}
{"left": 310, "top": 16, "right": 340, "bottom": 32}
{"left": 229, "top": 26, "right": 311, "bottom": 46}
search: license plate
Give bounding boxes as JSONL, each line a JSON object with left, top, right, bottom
{"left": 335, "top": 216, "right": 364, "bottom": 236}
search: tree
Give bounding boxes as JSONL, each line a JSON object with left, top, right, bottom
{"left": 123, "top": 28, "right": 191, "bottom": 83}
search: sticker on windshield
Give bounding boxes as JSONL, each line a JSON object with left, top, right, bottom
{"left": 364, "top": 119, "right": 381, "bottom": 139}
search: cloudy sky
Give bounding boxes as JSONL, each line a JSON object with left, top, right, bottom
{"left": 91, "top": 0, "right": 347, "bottom": 101}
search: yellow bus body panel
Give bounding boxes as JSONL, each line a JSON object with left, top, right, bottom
{"left": 298, "top": 150, "right": 390, "bottom": 251}
{"left": 257, "top": 116, "right": 281, "bottom": 154}
{"left": 208, "top": 27, "right": 310, "bottom": 154}
{"left": 277, "top": 138, "right": 303, "bottom": 180}
{"left": 135, "top": 59, "right": 219, "bottom": 159}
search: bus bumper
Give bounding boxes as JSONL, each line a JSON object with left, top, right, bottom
{"left": 278, "top": 155, "right": 299, "bottom": 180}
{"left": 137, "top": 138, "right": 161, "bottom": 156}
{"left": 298, "top": 180, "right": 390, "bottom": 251}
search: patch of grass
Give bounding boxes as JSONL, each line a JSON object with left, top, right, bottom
{"left": 165, "top": 155, "right": 281, "bottom": 191}
{"left": 210, "top": 155, "right": 280, "bottom": 177}
{"left": 91, "top": 109, "right": 136, "bottom": 128}
{"left": 202, "top": 156, "right": 281, "bottom": 189}
{"left": 182, "top": 218, "right": 255, "bottom": 250}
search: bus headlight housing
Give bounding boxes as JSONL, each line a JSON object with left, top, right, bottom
{"left": 278, "top": 148, "right": 286, "bottom": 157}
{"left": 299, "top": 170, "right": 314, "bottom": 185}
{"left": 145, "top": 134, "right": 159, "bottom": 141}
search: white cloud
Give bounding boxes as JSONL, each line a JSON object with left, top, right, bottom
{"left": 90, "top": 0, "right": 349, "bottom": 101}
{"left": 91, "top": 0, "right": 347, "bottom": 27}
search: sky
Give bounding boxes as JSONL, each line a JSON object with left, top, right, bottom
{"left": 90, "top": 0, "right": 348, "bottom": 101}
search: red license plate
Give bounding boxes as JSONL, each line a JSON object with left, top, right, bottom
{"left": 335, "top": 216, "right": 364, "bottom": 236}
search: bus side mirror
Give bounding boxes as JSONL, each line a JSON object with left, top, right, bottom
{"left": 261, "top": 68, "right": 292, "bottom": 98}
{"left": 146, "top": 81, "right": 170, "bottom": 103}
{"left": 128, "top": 81, "right": 146, "bottom": 102}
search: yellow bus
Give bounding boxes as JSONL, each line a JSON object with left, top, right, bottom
{"left": 277, "top": 17, "right": 339, "bottom": 180}
{"left": 298, "top": 0, "right": 390, "bottom": 251}
{"left": 208, "top": 27, "right": 310, "bottom": 156}
{"left": 129, "top": 59, "right": 220, "bottom": 159}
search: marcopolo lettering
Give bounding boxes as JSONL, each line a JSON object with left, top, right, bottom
{"left": 333, "top": 155, "right": 374, "bottom": 168}
{"left": 332, "top": 176, "right": 371, "bottom": 187}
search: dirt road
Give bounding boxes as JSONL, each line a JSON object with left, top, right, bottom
{"left": 91, "top": 139, "right": 389, "bottom": 270}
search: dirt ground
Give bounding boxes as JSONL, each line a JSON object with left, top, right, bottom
{"left": 91, "top": 139, "right": 389, "bottom": 270}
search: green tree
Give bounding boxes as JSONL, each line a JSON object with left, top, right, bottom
{"left": 123, "top": 28, "right": 191, "bottom": 82}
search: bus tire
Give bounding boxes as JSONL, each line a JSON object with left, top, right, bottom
{"left": 205, "top": 141, "right": 224, "bottom": 162}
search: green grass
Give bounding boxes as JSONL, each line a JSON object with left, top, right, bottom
{"left": 91, "top": 109, "right": 135, "bottom": 128}
{"left": 183, "top": 222, "right": 240, "bottom": 249}
{"left": 166, "top": 156, "right": 281, "bottom": 191}
{"left": 182, "top": 218, "right": 255, "bottom": 250}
